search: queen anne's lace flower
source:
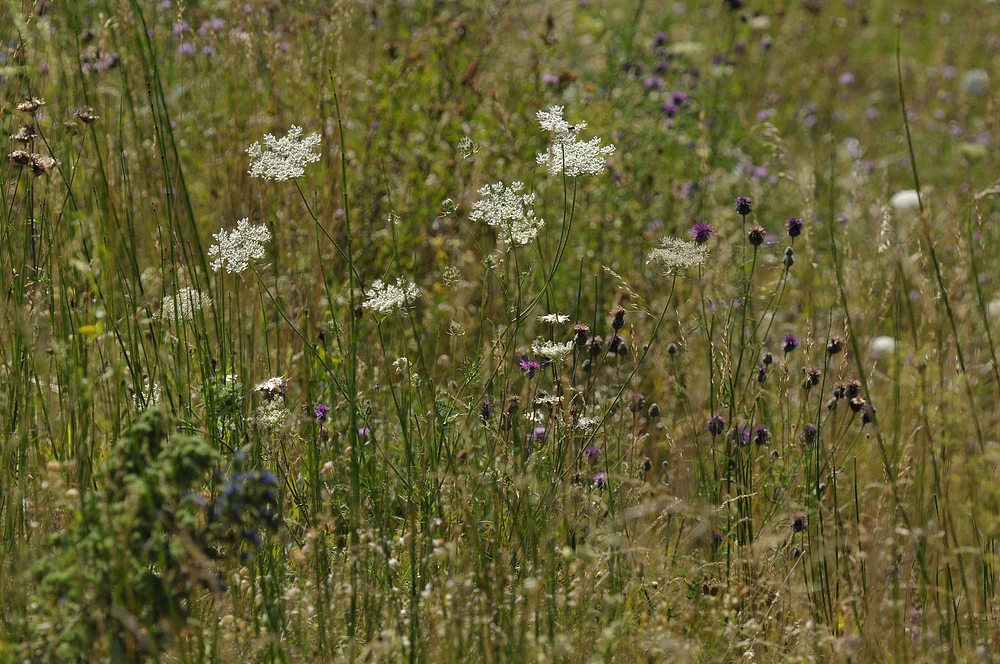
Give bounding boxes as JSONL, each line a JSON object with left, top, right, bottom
{"left": 246, "top": 125, "right": 322, "bottom": 181}
{"left": 362, "top": 278, "right": 422, "bottom": 315}
{"left": 157, "top": 287, "right": 211, "bottom": 322}
{"left": 469, "top": 181, "right": 544, "bottom": 246}
{"left": 209, "top": 218, "right": 271, "bottom": 273}
{"left": 532, "top": 340, "right": 575, "bottom": 361}
{"left": 647, "top": 237, "right": 710, "bottom": 274}
{"left": 537, "top": 313, "right": 570, "bottom": 325}
{"left": 536, "top": 106, "right": 615, "bottom": 177}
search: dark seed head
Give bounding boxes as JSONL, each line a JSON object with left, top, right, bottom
{"left": 748, "top": 225, "right": 765, "bottom": 247}
{"left": 735, "top": 195, "right": 753, "bottom": 216}
{"left": 612, "top": 307, "right": 626, "bottom": 330}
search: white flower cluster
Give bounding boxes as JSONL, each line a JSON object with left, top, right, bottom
{"left": 157, "top": 287, "right": 211, "bottom": 322}
{"left": 532, "top": 340, "right": 575, "bottom": 361}
{"left": 209, "top": 218, "right": 272, "bottom": 273}
{"left": 256, "top": 399, "right": 288, "bottom": 432}
{"left": 362, "top": 277, "right": 422, "bottom": 315}
{"left": 647, "top": 237, "right": 710, "bottom": 275}
{"left": 254, "top": 376, "right": 288, "bottom": 400}
{"left": 246, "top": 125, "right": 322, "bottom": 181}
{"left": 537, "top": 313, "right": 570, "bottom": 325}
{"left": 469, "top": 181, "right": 544, "bottom": 247}
{"left": 133, "top": 379, "right": 161, "bottom": 411}
{"left": 536, "top": 106, "right": 615, "bottom": 178}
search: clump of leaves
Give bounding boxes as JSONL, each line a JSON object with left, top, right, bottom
{"left": 21, "top": 409, "right": 280, "bottom": 663}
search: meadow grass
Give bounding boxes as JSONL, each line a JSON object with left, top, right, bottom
{"left": 2, "top": 0, "right": 1000, "bottom": 661}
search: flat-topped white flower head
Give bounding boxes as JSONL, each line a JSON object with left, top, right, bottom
{"left": 647, "top": 237, "right": 710, "bottom": 275}
{"left": 532, "top": 340, "right": 575, "bottom": 361}
{"left": 536, "top": 105, "right": 615, "bottom": 178}
{"left": 246, "top": 125, "right": 322, "bottom": 181}
{"left": 157, "top": 287, "right": 212, "bottom": 322}
{"left": 209, "top": 218, "right": 271, "bottom": 273}
{"left": 469, "top": 181, "right": 544, "bottom": 247}
{"left": 363, "top": 277, "right": 422, "bottom": 316}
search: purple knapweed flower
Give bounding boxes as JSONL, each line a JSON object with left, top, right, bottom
{"left": 530, "top": 426, "right": 547, "bottom": 443}
{"left": 519, "top": 356, "right": 541, "bottom": 378}
{"left": 593, "top": 471, "right": 608, "bottom": 489}
{"left": 314, "top": 403, "right": 330, "bottom": 421}
{"left": 706, "top": 415, "right": 726, "bottom": 436}
{"left": 177, "top": 42, "right": 196, "bottom": 55}
{"left": 753, "top": 426, "right": 771, "bottom": 445}
{"left": 783, "top": 334, "right": 799, "bottom": 353}
{"left": 584, "top": 445, "right": 601, "bottom": 464}
{"left": 358, "top": 426, "right": 371, "bottom": 439}
{"left": 786, "top": 217, "right": 804, "bottom": 237}
{"left": 689, "top": 222, "right": 715, "bottom": 244}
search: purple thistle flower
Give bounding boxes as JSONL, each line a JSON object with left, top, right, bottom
{"left": 732, "top": 426, "right": 751, "bottom": 446}
{"left": 530, "top": 425, "right": 547, "bottom": 442}
{"left": 785, "top": 217, "right": 804, "bottom": 237}
{"left": 735, "top": 196, "right": 753, "bottom": 216}
{"left": 783, "top": 334, "right": 799, "bottom": 353}
{"left": 584, "top": 445, "right": 602, "bottom": 463}
{"left": 706, "top": 415, "right": 726, "bottom": 436}
{"left": 593, "top": 471, "right": 608, "bottom": 489}
{"left": 519, "top": 356, "right": 540, "bottom": 378}
{"left": 314, "top": 403, "right": 330, "bottom": 421}
{"left": 689, "top": 222, "right": 715, "bottom": 244}
{"left": 753, "top": 426, "right": 771, "bottom": 445}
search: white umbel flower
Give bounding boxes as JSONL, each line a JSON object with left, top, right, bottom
{"left": 209, "top": 218, "right": 272, "bottom": 273}
{"left": 362, "top": 277, "right": 422, "bottom": 315}
{"left": 532, "top": 340, "right": 575, "bottom": 361}
{"left": 157, "top": 287, "right": 211, "bottom": 322}
{"left": 469, "top": 181, "right": 544, "bottom": 246}
{"left": 536, "top": 106, "right": 615, "bottom": 177}
{"left": 246, "top": 125, "right": 322, "bottom": 181}
{"left": 537, "top": 313, "right": 570, "bottom": 325}
{"left": 647, "top": 237, "right": 709, "bottom": 274}
{"left": 255, "top": 398, "right": 288, "bottom": 432}
{"left": 254, "top": 376, "right": 288, "bottom": 400}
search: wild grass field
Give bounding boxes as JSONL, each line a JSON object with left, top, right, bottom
{"left": 1, "top": 0, "right": 999, "bottom": 661}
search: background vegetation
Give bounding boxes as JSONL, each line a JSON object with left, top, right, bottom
{"left": 2, "top": 0, "right": 1000, "bottom": 661}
